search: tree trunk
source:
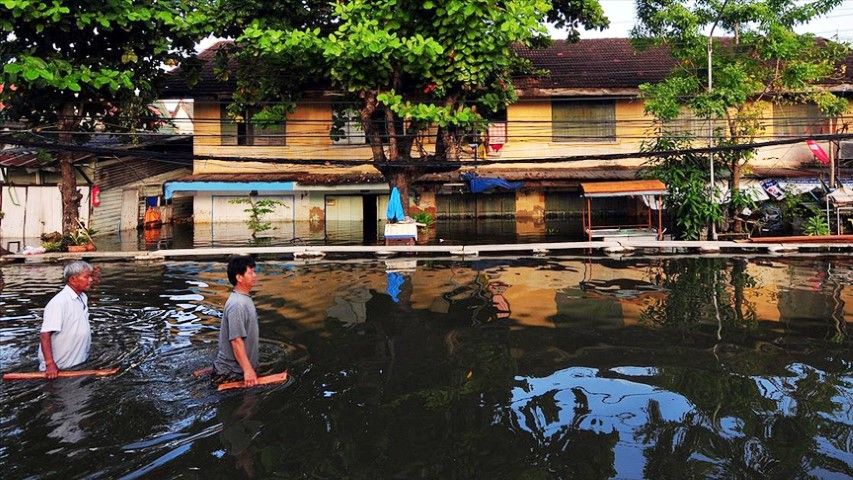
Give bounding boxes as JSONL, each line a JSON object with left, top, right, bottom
{"left": 59, "top": 103, "right": 81, "bottom": 234}
{"left": 729, "top": 160, "right": 742, "bottom": 233}
{"left": 731, "top": 259, "right": 746, "bottom": 324}
{"left": 725, "top": 111, "right": 743, "bottom": 234}
{"left": 384, "top": 105, "right": 398, "bottom": 162}
{"left": 360, "top": 91, "right": 386, "bottom": 163}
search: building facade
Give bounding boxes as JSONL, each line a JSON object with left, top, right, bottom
{"left": 161, "top": 39, "right": 853, "bottom": 240}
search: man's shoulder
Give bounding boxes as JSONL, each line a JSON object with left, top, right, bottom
{"left": 224, "top": 292, "right": 255, "bottom": 310}
{"left": 46, "top": 287, "right": 70, "bottom": 307}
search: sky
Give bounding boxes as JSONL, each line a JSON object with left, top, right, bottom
{"left": 563, "top": 0, "right": 853, "bottom": 40}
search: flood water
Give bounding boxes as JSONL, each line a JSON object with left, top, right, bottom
{"left": 70, "top": 218, "right": 595, "bottom": 252}
{"left": 1, "top": 256, "right": 851, "bottom": 479}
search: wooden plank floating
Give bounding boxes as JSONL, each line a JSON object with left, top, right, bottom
{"left": 3, "top": 368, "right": 120, "bottom": 381}
{"left": 217, "top": 372, "right": 289, "bottom": 391}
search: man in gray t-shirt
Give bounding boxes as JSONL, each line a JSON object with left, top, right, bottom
{"left": 213, "top": 256, "right": 260, "bottom": 386}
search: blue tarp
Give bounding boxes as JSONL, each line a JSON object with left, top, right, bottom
{"left": 462, "top": 173, "right": 523, "bottom": 193}
{"left": 386, "top": 186, "right": 405, "bottom": 222}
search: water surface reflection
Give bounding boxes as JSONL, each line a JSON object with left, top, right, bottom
{"left": 1, "top": 257, "right": 850, "bottom": 478}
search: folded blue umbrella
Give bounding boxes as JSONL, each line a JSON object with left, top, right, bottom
{"left": 386, "top": 186, "right": 405, "bottom": 222}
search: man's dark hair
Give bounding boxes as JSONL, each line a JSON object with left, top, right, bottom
{"left": 227, "top": 255, "right": 256, "bottom": 286}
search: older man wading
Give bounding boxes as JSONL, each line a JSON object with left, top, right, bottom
{"left": 38, "top": 261, "right": 95, "bottom": 379}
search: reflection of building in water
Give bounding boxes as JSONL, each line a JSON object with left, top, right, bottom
{"left": 326, "top": 288, "right": 372, "bottom": 327}
{"left": 191, "top": 258, "right": 851, "bottom": 335}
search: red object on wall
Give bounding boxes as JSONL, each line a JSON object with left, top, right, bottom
{"left": 806, "top": 139, "right": 830, "bottom": 165}
{"left": 91, "top": 185, "right": 101, "bottom": 207}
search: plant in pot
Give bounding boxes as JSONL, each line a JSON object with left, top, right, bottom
{"left": 75, "top": 220, "right": 98, "bottom": 251}
{"left": 64, "top": 230, "right": 90, "bottom": 253}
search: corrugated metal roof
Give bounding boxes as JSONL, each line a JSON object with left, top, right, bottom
{"left": 0, "top": 149, "right": 91, "bottom": 168}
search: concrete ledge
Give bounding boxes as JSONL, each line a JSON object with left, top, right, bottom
{"left": 2, "top": 239, "right": 850, "bottom": 263}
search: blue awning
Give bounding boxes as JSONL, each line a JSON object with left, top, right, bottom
{"left": 164, "top": 181, "right": 296, "bottom": 200}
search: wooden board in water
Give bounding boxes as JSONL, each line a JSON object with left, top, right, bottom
{"left": 2, "top": 368, "right": 120, "bottom": 381}
{"left": 217, "top": 372, "right": 289, "bottom": 391}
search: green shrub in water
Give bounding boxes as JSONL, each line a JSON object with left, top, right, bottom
{"left": 412, "top": 211, "right": 435, "bottom": 227}
{"left": 229, "top": 197, "right": 287, "bottom": 239}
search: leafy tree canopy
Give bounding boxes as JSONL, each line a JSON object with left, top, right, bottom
{"left": 632, "top": 0, "right": 849, "bottom": 122}
{"left": 228, "top": 0, "right": 609, "bottom": 168}
{"left": 0, "top": 0, "right": 208, "bottom": 129}
{"left": 632, "top": 0, "right": 849, "bottom": 233}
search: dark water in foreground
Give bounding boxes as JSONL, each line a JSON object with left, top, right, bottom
{"left": 1, "top": 257, "right": 851, "bottom": 479}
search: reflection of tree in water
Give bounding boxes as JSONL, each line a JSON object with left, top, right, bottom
{"left": 640, "top": 258, "right": 757, "bottom": 335}
{"left": 635, "top": 362, "right": 852, "bottom": 478}
{"left": 513, "top": 386, "right": 618, "bottom": 480}
{"left": 434, "top": 272, "right": 513, "bottom": 326}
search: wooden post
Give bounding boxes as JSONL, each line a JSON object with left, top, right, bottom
{"left": 587, "top": 197, "right": 593, "bottom": 241}
{"left": 657, "top": 195, "right": 663, "bottom": 241}
{"left": 647, "top": 198, "right": 652, "bottom": 229}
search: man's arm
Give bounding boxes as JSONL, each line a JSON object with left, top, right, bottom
{"left": 229, "top": 337, "right": 258, "bottom": 386}
{"left": 39, "top": 332, "right": 59, "bottom": 379}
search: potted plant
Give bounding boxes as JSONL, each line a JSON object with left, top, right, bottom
{"left": 65, "top": 230, "right": 90, "bottom": 252}
{"left": 76, "top": 219, "right": 97, "bottom": 251}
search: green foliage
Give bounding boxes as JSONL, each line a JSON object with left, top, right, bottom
{"left": 640, "top": 130, "right": 722, "bottom": 240}
{"left": 0, "top": 0, "right": 207, "bottom": 128}
{"left": 802, "top": 214, "right": 829, "bottom": 236}
{"left": 63, "top": 229, "right": 90, "bottom": 246}
{"left": 41, "top": 241, "right": 63, "bottom": 252}
{"left": 411, "top": 211, "right": 435, "bottom": 227}
{"left": 229, "top": 197, "right": 287, "bottom": 239}
{"left": 229, "top": 0, "right": 606, "bottom": 168}
{"left": 640, "top": 258, "right": 757, "bottom": 332}
{"left": 633, "top": 0, "right": 850, "bottom": 232}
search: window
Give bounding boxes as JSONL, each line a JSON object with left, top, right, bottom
{"left": 220, "top": 104, "right": 286, "bottom": 146}
{"left": 552, "top": 100, "right": 616, "bottom": 142}
{"left": 662, "top": 109, "right": 717, "bottom": 139}
{"left": 331, "top": 106, "right": 397, "bottom": 145}
{"left": 331, "top": 107, "right": 366, "bottom": 145}
{"left": 774, "top": 104, "right": 828, "bottom": 138}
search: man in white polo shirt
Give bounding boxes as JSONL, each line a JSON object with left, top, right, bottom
{"left": 38, "top": 260, "right": 94, "bottom": 379}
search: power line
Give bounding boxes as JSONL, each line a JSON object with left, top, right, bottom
{"left": 3, "top": 130, "right": 851, "bottom": 168}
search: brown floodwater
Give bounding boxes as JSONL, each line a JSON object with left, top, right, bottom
{"left": 0, "top": 256, "right": 851, "bottom": 479}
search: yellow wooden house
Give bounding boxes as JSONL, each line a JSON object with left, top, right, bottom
{"left": 161, "top": 39, "right": 853, "bottom": 239}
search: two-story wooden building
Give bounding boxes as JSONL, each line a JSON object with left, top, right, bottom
{"left": 161, "top": 38, "right": 853, "bottom": 239}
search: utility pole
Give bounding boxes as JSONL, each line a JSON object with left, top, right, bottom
{"left": 707, "top": 0, "right": 730, "bottom": 241}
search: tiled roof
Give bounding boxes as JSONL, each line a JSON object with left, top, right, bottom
{"left": 163, "top": 38, "right": 853, "bottom": 98}
{"left": 513, "top": 38, "right": 677, "bottom": 91}
{"left": 162, "top": 40, "right": 237, "bottom": 98}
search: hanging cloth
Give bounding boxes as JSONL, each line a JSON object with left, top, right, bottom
{"left": 806, "top": 139, "right": 830, "bottom": 165}
{"left": 386, "top": 186, "right": 405, "bottom": 222}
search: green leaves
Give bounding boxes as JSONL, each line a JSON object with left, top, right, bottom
{"left": 635, "top": 1, "right": 850, "bottom": 232}
{"left": 0, "top": 0, "right": 206, "bottom": 128}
